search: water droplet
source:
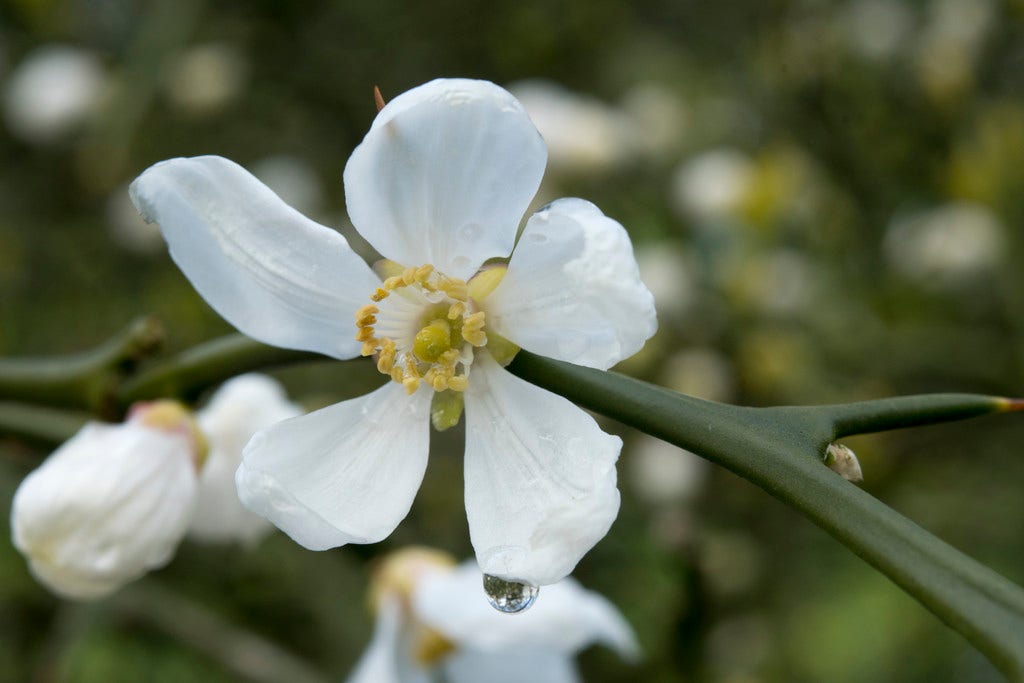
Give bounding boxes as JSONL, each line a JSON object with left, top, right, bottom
{"left": 460, "top": 222, "right": 482, "bottom": 241}
{"left": 482, "top": 574, "right": 539, "bottom": 614}
{"left": 451, "top": 255, "right": 471, "bottom": 271}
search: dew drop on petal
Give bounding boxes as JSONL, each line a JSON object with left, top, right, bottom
{"left": 451, "top": 255, "right": 472, "bottom": 271}
{"left": 460, "top": 222, "right": 482, "bottom": 241}
{"left": 482, "top": 574, "right": 539, "bottom": 614}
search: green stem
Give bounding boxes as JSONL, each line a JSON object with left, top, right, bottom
{"left": 508, "top": 351, "right": 1024, "bottom": 681}
{"left": 0, "top": 317, "right": 163, "bottom": 416}
{"left": 0, "top": 402, "right": 88, "bottom": 446}
{"left": 116, "top": 335, "right": 323, "bottom": 409}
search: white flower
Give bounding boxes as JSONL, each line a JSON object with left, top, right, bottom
{"left": 508, "top": 80, "right": 638, "bottom": 174}
{"left": 883, "top": 201, "right": 1003, "bottom": 286}
{"left": 2, "top": 45, "right": 107, "bottom": 144}
{"left": 670, "top": 148, "right": 755, "bottom": 222}
{"left": 188, "top": 374, "right": 302, "bottom": 545}
{"left": 130, "top": 78, "right": 657, "bottom": 587}
{"left": 349, "top": 549, "right": 638, "bottom": 683}
{"left": 10, "top": 401, "right": 201, "bottom": 600}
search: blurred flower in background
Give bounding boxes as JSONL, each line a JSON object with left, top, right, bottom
{"left": 509, "top": 79, "right": 638, "bottom": 176}
{"left": 162, "top": 42, "right": 247, "bottom": 116}
{"left": 2, "top": 44, "right": 108, "bottom": 145}
{"left": 883, "top": 202, "right": 1004, "bottom": 288}
{"left": 350, "top": 547, "right": 638, "bottom": 683}
{"left": 188, "top": 374, "right": 303, "bottom": 545}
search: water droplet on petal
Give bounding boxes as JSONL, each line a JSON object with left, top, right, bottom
{"left": 482, "top": 574, "right": 538, "bottom": 614}
{"left": 451, "top": 255, "right": 472, "bottom": 271}
{"left": 460, "top": 222, "right": 482, "bottom": 241}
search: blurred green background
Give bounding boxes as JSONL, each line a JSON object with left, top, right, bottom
{"left": 2, "top": 0, "right": 1024, "bottom": 680}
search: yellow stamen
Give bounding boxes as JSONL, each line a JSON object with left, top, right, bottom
{"left": 357, "top": 262, "right": 489, "bottom": 395}
{"left": 447, "top": 301, "right": 465, "bottom": 319}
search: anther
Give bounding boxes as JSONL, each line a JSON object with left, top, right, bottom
{"left": 447, "top": 302, "right": 465, "bottom": 319}
{"left": 371, "top": 288, "right": 389, "bottom": 301}
{"left": 447, "top": 375, "right": 468, "bottom": 392}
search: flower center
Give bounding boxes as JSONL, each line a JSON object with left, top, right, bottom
{"left": 355, "top": 264, "right": 488, "bottom": 394}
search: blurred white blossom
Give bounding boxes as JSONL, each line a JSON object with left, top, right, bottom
{"left": 189, "top": 374, "right": 302, "bottom": 544}
{"left": 620, "top": 82, "right": 687, "bottom": 159}
{"left": 509, "top": 79, "right": 638, "bottom": 174}
{"left": 663, "top": 348, "right": 736, "bottom": 403}
{"left": 2, "top": 45, "right": 107, "bottom": 144}
{"left": 629, "top": 434, "right": 709, "bottom": 506}
{"left": 163, "top": 43, "right": 247, "bottom": 115}
{"left": 252, "top": 155, "right": 326, "bottom": 217}
{"left": 634, "top": 240, "right": 697, "bottom": 322}
{"left": 349, "top": 548, "right": 638, "bottom": 683}
{"left": 10, "top": 401, "right": 202, "bottom": 599}
{"left": 839, "top": 0, "right": 914, "bottom": 61}
{"left": 884, "top": 202, "right": 1004, "bottom": 286}
{"left": 914, "top": 0, "right": 994, "bottom": 100}
{"left": 729, "top": 248, "right": 815, "bottom": 317}
{"left": 671, "top": 148, "right": 755, "bottom": 221}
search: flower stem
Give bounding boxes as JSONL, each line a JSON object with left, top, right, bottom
{"left": 0, "top": 317, "right": 163, "bottom": 417}
{"left": 115, "top": 335, "right": 323, "bottom": 409}
{"left": 0, "top": 402, "right": 88, "bottom": 446}
{"left": 508, "top": 351, "right": 1024, "bottom": 681}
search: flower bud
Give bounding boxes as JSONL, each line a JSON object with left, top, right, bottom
{"left": 10, "top": 401, "right": 199, "bottom": 600}
{"left": 188, "top": 374, "right": 302, "bottom": 544}
{"left": 824, "top": 442, "right": 863, "bottom": 483}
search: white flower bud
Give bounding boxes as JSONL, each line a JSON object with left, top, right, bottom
{"left": 824, "top": 443, "right": 863, "bottom": 483}
{"left": 10, "top": 402, "right": 200, "bottom": 600}
{"left": 188, "top": 374, "right": 302, "bottom": 545}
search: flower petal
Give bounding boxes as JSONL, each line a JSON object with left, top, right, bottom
{"left": 463, "top": 353, "right": 621, "bottom": 586}
{"left": 236, "top": 382, "right": 431, "bottom": 550}
{"left": 344, "top": 79, "right": 547, "bottom": 280}
{"left": 415, "top": 561, "right": 639, "bottom": 660}
{"left": 130, "top": 155, "right": 380, "bottom": 359}
{"left": 444, "top": 648, "right": 579, "bottom": 683}
{"left": 486, "top": 198, "right": 657, "bottom": 369}
{"left": 346, "top": 597, "right": 430, "bottom": 683}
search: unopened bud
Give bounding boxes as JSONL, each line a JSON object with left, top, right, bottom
{"left": 824, "top": 442, "right": 863, "bottom": 483}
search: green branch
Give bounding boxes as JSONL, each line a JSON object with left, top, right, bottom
{"left": 0, "top": 317, "right": 163, "bottom": 418}
{"left": 115, "top": 335, "right": 324, "bottom": 409}
{"left": 507, "top": 351, "right": 1024, "bottom": 681}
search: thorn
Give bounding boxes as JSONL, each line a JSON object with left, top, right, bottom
{"left": 373, "top": 85, "right": 386, "bottom": 113}
{"left": 999, "top": 398, "right": 1024, "bottom": 412}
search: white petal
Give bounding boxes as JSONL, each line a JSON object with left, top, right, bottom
{"left": 463, "top": 354, "right": 621, "bottom": 586}
{"left": 344, "top": 79, "right": 547, "bottom": 280}
{"left": 444, "top": 648, "right": 580, "bottom": 683}
{"left": 415, "top": 561, "right": 639, "bottom": 660}
{"left": 189, "top": 374, "right": 303, "bottom": 544}
{"left": 346, "top": 597, "right": 429, "bottom": 683}
{"left": 11, "top": 422, "right": 197, "bottom": 600}
{"left": 235, "top": 382, "right": 431, "bottom": 550}
{"left": 130, "top": 156, "right": 380, "bottom": 359}
{"left": 486, "top": 198, "right": 657, "bottom": 369}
